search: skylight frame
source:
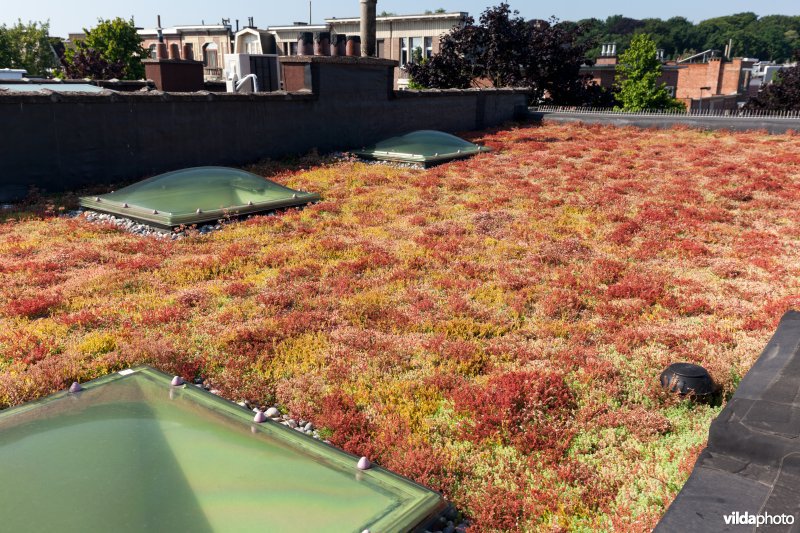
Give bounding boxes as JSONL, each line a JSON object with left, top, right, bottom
{"left": 353, "top": 130, "right": 491, "bottom": 166}
{"left": 79, "top": 167, "right": 321, "bottom": 229}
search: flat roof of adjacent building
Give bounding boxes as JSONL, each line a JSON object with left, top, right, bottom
{"left": 326, "top": 12, "right": 467, "bottom": 23}
{"left": 0, "top": 82, "right": 105, "bottom": 93}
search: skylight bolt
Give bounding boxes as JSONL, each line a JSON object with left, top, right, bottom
{"left": 253, "top": 410, "right": 267, "bottom": 423}
{"left": 247, "top": 201, "right": 254, "bottom": 206}
{"left": 357, "top": 456, "right": 371, "bottom": 470}
{"left": 68, "top": 382, "right": 83, "bottom": 393}
{"left": 196, "top": 208, "right": 203, "bottom": 214}
{"left": 95, "top": 197, "right": 101, "bottom": 202}
{"left": 170, "top": 376, "right": 185, "bottom": 386}
{"left": 153, "top": 210, "right": 159, "bottom": 214}
{"left": 122, "top": 203, "right": 129, "bottom": 208}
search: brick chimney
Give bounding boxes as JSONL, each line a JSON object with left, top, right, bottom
{"left": 596, "top": 43, "right": 618, "bottom": 66}
{"left": 360, "top": 0, "right": 377, "bottom": 57}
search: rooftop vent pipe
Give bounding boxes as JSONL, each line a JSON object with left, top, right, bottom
{"left": 360, "top": 0, "right": 377, "bottom": 57}
{"left": 660, "top": 363, "right": 715, "bottom": 398}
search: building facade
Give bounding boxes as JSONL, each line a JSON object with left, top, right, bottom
{"left": 581, "top": 44, "right": 682, "bottom": 99}
{"left": 326, "top": 12, "right": 467, "bottom": 87}
{"left": 582, "top": 44, "right": 756, "bottom": 111}
{"left": 138, "top": 23, "right": 234, "bottom": 80}
{"left": 262, "top": 12, "right": 467, "bottom": 88}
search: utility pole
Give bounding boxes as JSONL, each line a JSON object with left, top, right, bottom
{"left": 309, "top": 1, "right": 312, "bottom": 25}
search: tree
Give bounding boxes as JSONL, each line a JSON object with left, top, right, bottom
{"left": 0, "top": 20, "right": 59, "bottom": 77}
{"left": 615, "top": 33, "right": 685, "bottom": 111}
{"left": 746, "top": 52, "right": 800, "bottom": 111}
{"left": 64, "top": 48, "right": 126, "bottom": 80}
{"left": 64, "top": 17, "right": 147, "bottom": 80}
{"left": 406, "top": 4, "right": 611, "bottom": 106}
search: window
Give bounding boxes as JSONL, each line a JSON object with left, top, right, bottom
{"left": 202, "top": 42, "right": 218, "bottom": 68}
{"left": 148, "top": 44, "right": 157, "bottom": 59}
{"left": 665, "top": 86, "right": 675, "bottom": 97}
{"left": 409, "top": 37, "right": 421, "bottom": 63}
{"left": 424, "top": 37, "right": 433, "bottom": 59}
{"left": 377, "top": 39, "right": 385, "bottom": 58}
{"left": 169, "top": 44, "right": 180, "bottom": 59}
{"left": 289, "top": 42, "right": 298, "bottom": 56}
{"left": 401, "top": 37, "right": 425, "bottom": 65}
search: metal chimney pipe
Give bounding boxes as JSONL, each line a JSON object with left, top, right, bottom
{"left": 360, "top": 0, "right": 377, "bottom": 57}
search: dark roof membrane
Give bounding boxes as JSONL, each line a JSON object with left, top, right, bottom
{"left": 656, "top": 311, "right": 800, "bottom": 532}
{"left": 80, "top": 167, "right": 321, "bottom": 229}
{"left": 353, "top": 130, "right": 490, "bottom": 166}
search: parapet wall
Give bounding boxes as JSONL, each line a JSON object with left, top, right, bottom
{"left": 0, "top": 57, "right": 527, "bottom": 201}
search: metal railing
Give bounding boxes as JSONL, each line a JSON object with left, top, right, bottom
{"left": 530, "top": 105, "right": 800, "bottom": 120}
{"left": 204, "top": 67, "right": 223, "bottom": 79}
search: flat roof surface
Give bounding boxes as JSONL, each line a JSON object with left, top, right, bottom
{"left": 0, "top": 83, "right": 105, "bottom": 93}
{"left": 0, "top": 367, "right": 444, "bottom": 532}
{"left": 80, "top": 167, "right": 321, "bottom": 228}
{"left": 656, "top": 311, "right": 800, "bottom": 531}
{"left": 353, "top": 130, "right": 489, "bottom": 166}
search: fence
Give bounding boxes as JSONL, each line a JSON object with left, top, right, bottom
{"left": 531, "top": 105, "right": 800, "bottom": 120}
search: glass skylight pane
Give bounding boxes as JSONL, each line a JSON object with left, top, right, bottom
{"left": 0, "top": 367, "right": 444, "bottom": 532}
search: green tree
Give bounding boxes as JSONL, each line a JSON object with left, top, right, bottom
{"left": 0, "top": 20, "right": 59, "bottom": 76}
{"left": 65, "top": 17, "right": 147, "bottom": 79}
{"left": 615, "top": 33, "right": 684, "bottom": 111}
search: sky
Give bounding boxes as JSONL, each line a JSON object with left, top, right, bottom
{"left": 3, "top": 0, "right": 800, "bottom": 37}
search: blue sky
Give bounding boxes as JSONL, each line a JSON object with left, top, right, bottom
{"left": 5, "top": 1, "right": 800, "bottom": 37}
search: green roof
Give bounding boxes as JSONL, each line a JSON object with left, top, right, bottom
{"left": 353, "top": 130, "right": 490, "bottom": 166}
{"left": 0, "top": 367, "right": 445, "bottom": 532}
{"left": 80, "top": 167, "right": 321, "bottom": 229}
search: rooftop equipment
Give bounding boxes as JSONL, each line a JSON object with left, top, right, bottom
{"left": 0, "top": 366, "right": 446, "bottom": 532}
{"left": 353, "top": 130, "right": 491, "bottom": 166}
{"left": 225, "top": 54, "right": 280, "bottom": 93}
{"left": 0, "top": 68, "right": 27, "bottom": 80}
{"left": 659, "top": 362, "right": 715, "bottom": 398}
{"left": 79, "top": 166, "right": 320, "bottom": 229}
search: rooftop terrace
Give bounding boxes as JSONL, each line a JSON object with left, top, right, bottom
{"left": 2, "top": 122, "right": 800, "bottom": 530}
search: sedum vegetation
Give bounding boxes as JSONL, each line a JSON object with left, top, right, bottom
{"left": 2, "top": 123, "right": 800, "bottom": 530}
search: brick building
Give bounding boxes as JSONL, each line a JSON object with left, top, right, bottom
{"left": 582, "top": 44, "right": 682, "bottom": 98}
{"left": 264, "top": 12, "right": 467, "bottom": 88}
{"left": 138, "top": 23, "right": 234, "bottom": 80}
{"left": 675, "top": 53, "right": 754, "bottom": 100}
{"left": 582, "top": 44, "right": 755, "bottom": 110}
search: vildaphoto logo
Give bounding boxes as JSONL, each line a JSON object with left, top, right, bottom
{"left": 723, "top": 511, "right": 795, "bottom": 527}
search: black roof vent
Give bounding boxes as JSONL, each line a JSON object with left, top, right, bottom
{"left": 660, "top": 363, "right": 715, "bottom": 397}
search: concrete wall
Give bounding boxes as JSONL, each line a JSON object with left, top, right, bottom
{"left": 0, "top": 56, "right": 527, "bottom": 201}
{"left": 531, "top": 110, "right": 800, "bottom": 135}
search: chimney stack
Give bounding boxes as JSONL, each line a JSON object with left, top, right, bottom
{"left": 360, "top": 0, "right": 377, "bottom": 57}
